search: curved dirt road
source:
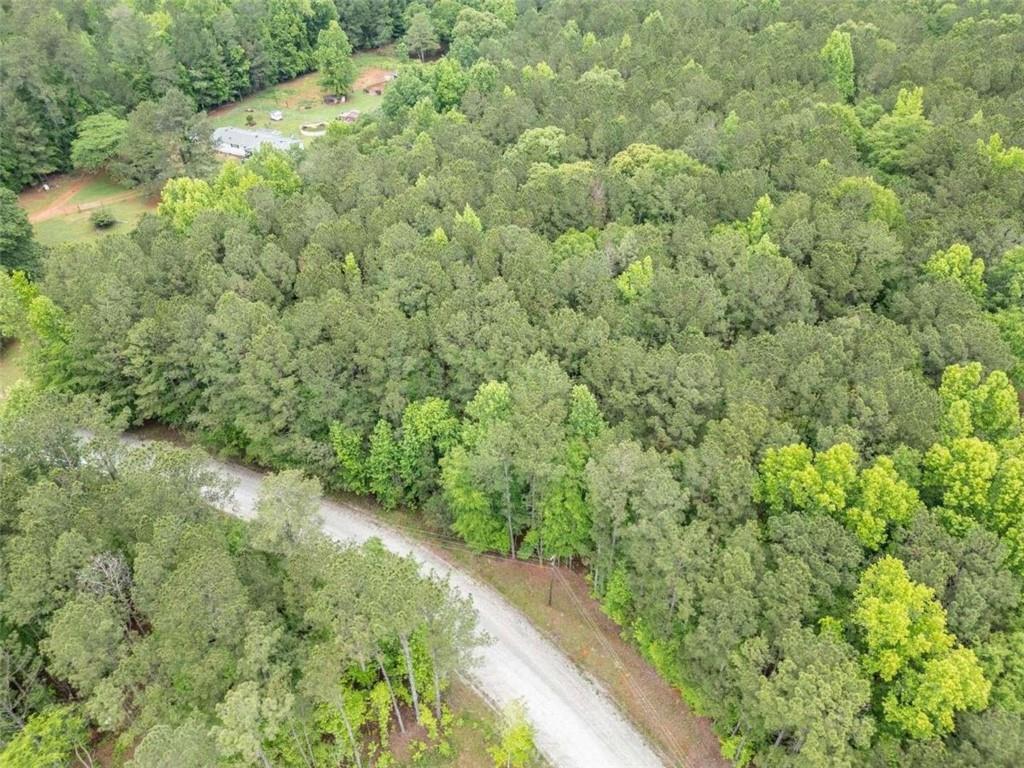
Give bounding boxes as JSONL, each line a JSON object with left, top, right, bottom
{"left": 208, "top": 453, "right": 666, "bottom": 768}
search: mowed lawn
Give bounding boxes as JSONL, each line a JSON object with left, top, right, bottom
{"left": 18, "top": 172, "right": 156, "bottom": 248}
{"left": 209, "top": 50, "right": 404, "bottom": 140}
{"left": 34, "top": 195, "right": 154, "bottom": 247}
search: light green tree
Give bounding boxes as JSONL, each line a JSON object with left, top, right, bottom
{"left": 0, "top": 705, "right": 90, "bottom": 767}
{"left": 883, "top": 647, "right": 990, "bottom": 739}
{"left": 852, "top": 555, "right": 952, "bottom": 679}
{"left": 70, "top": 112, "right": 128, "bottom": 172}
{"left": 315, "top": 20, "right": 357, "bottom": 96}
{"left": 866, "top": 87, "right": 931, "bottom": 173}
{"left": 925, "top": 243, "right": 986, "bottom": 301}
{"left": 489, "top": 700, "right": 537, "bottom": 768}
{"left": 923, "top": 437, "right": 999, "bottom": 533}
{"left": 978, "top": 133, "right": 1024, "bottom": 172}
{"left": 820, "top": 28, "right": 855, "bottom": 101}
{"left": 398, "top": 397, "right": 458, "bottom": 506}
{"left": 615, "top": 256, "right": 654, "bottom": 301}
{"left": 368, "top": 419, "right": 401, "bottom": 510}
{"left": 938, "top": 362, "right": 1019, "bottom": 441}
{"left": 330, "top": 422, "right": 368, "bottom": 493}
{"left": 758, "top": 444, "right": 922, "bottom": 549}
{"left": 831, "top": 176, "right": 904, "bottom": 229}
{"left": 850, "top": 555, "right": 991, "bottom": 737}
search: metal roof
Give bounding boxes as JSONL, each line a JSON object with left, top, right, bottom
{"left": 211, "top": 127, "right": 302, "bottom": 156}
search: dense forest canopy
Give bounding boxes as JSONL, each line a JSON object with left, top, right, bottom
{"left": 4, "top": 0, "right": 1024, "bottom": 765}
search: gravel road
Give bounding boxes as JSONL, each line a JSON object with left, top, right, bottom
{"left": 205, "top": 452, "right": 667, "bottom": 768}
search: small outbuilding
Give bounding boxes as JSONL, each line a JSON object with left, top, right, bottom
{"left": 212, "top": 127, "right": 302, "bottom": 157}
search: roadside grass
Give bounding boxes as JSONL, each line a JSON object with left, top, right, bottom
{"left": 90, "top": 681, "right": 520, "bottom": 768}
{"left": 34, "top": 196, "right": 154, "bottom": 248}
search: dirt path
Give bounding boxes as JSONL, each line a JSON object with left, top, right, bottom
{"left": 25, "top": 176, "right": 90, "bottom": 223}
{"left": 29, "top": 188, "right": 151, "bottom": 224}
{"left": 123, "top": 434, "right": 670, "bottom": 768}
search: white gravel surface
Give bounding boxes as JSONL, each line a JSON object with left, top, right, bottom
{"left": 207, "top": 452, "right": 666, "bottom": 768}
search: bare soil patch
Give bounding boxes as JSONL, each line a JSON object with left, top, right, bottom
{"left": 25, "top": 175, "right": 90, "bottom": 223}
{"left": 354, "top": 67, "right": 395, "bottom": 92}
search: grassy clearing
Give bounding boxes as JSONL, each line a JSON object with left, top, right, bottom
{"left": 0, "top": 340, "right": 25, "bottom": 399}
{"left": 34, "top": 196, "right": 154, "bottom": 248}
{"left": 68, "top": 176, "right": 131, "bottom": 205}
{"left": 18, "top": 172, "right": 155, "bottom": 248}
{"left": 210, "top": 50, "right": 404, "bottom": 140}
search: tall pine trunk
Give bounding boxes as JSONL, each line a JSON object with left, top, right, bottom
{"left": 399, "top": 633, "right": 421, "bottom": 722}
{"left": 377, "top": 655, "right": 406, "bottom": 733}
{"left": 337, "top": 701, "right": 363, "bottom": 768}
{"left": 503, "top": 464, "right": 516, "bottom": 558}
{"left": 432, "top": 657, "right": 443, "bottom": 720}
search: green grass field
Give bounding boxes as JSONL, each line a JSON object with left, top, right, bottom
{"left": 34, "top": 196, "right": 153, "bottom": 248}
{"left": 68, "top": 176, "right": 130, "bottom": 205}
{"left": 210, "top": 51, "right": 404, "bottom": 141}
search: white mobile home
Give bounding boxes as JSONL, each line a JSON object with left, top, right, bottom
{"left": 211, "top": 127, "right": 302, "bottom": 157}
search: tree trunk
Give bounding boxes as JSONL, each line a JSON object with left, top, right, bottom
{"left": 337, "top": 700, "right": 363, "bottom": 768}
{"left": 377, "top": 655, "right": 406, "bottom": 733}
{"left": 399, "top": 633, "right": 421, "bottom": 722}
{"left": 432, "top": 656, "right": 443, "bottom": 720}
{"left": 793, "top": 728, "right": 808, "bottom": 753}
{"left": 503, "top": 464, "right": 516, "bottom": 558}
{"left": 288, "top": 720, "right": 316, "bottom": 768}
{"left": 732, "top": 736, "right": 747, "bottom": 768}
